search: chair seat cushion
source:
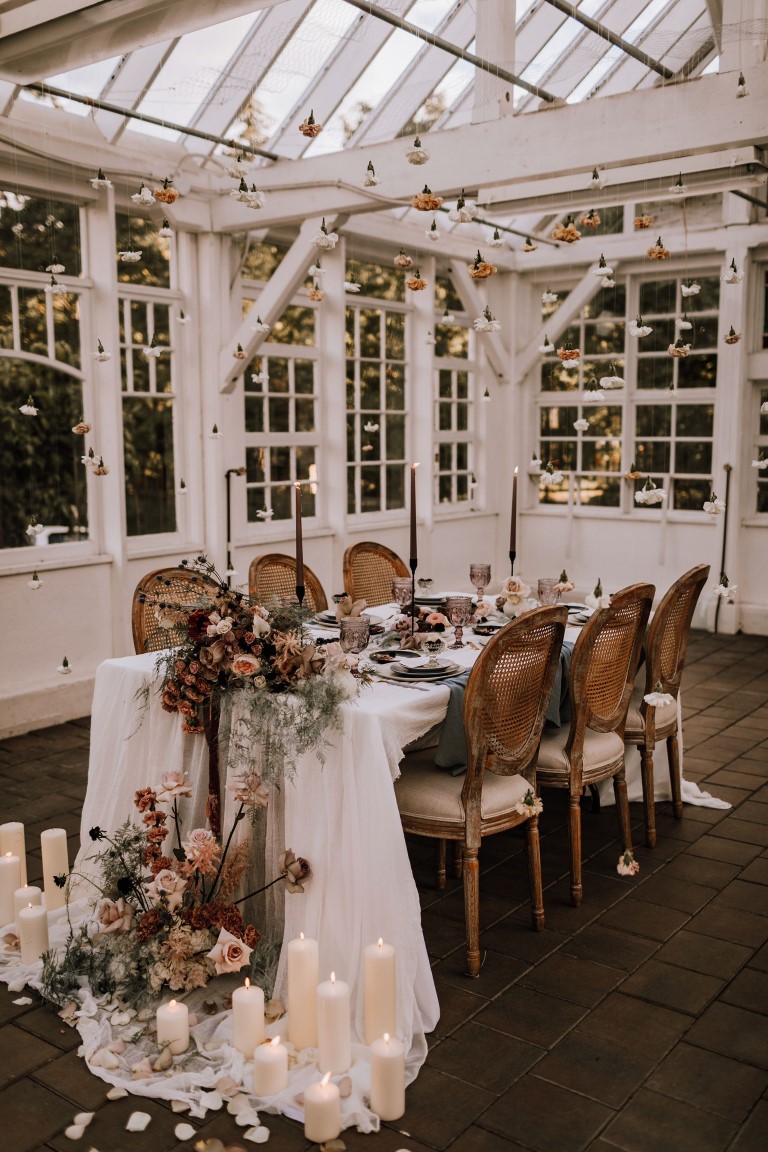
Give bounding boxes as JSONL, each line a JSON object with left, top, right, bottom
{"left": 624, "top": 682, "right": 677, "bottom": 739}
{"left": 395, "top": 749, "right": 532, "bottom": 824}
{"left": 536, "top": 726, "right": 624, "bottom": 782}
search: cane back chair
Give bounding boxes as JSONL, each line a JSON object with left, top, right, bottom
{"left": 395, "top": 606, "right": 567, "bottom": 977}
{"left": 132, "top": 567, "right": 219, "bottom": 654}
{"left": 342, "top": 541, "right": 409, "bottom": 607}
{"left": 625, "top": 564, "right": 710, "bottom": 848}
{"left": 248, "top": 552, "right": 328, "bottom": 613}
{"left": 536, "top": 583, "right": 654, "bottom": 906}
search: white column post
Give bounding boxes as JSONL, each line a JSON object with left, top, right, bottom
{"left": 196, "top": 231, "right": 231, "bottom": 573}
{"left": 317, "top": 237, "right": 347, "bottom": 585}
{"left": 409, "top": 255, "right": 437, "bottom": 571}
{"left": 472, "top": 0, "right": 517, "bottom": 122}
{"left": 172, "top": 229, "right": 204, "bottom": 552}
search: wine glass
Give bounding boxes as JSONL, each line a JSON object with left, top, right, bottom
{"left": 445, "top": 595, "right": 474, "bottom": 649}
{"left": 537, "top": 578, "right": 560, "bottom": 606}
{"left": 392, "top": 577, "right": 413, "bottom": 610}
{"left": 469, "top": 563, "right": 491, "bottom": 600}
{"left": 423, "top": 635, "right": 445, "bottom": 667}
{"left": 417, "top": 577, "right": 434, "bottom": 594}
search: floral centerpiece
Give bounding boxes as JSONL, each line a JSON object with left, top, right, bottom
{"left": 39, "top": 771, "right": 310, "bottom": 1007}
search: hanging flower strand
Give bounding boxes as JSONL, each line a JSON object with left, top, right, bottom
{"left": 406, "top": 136, "right": 429, "bottom": 165}
{"left": 299, "top": 109, "right": 322, "bottom": 138}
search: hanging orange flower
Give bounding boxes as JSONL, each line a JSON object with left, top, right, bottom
{"left": 556, "top": 339, "right": 581, "bottom": 362}
{"left": 647, "top": 236, "right": 670, "bottom": 260}
{"left": 411, "top": 185, "right": 443, "bottom": 211}
{"left": 634, "top": 214, "right": 654, "bottom": 230}
{"left": 551, "top": 215, "right": 581, "bottom": 243}
{"left": 579, "top": 210, "right": 601, "bottom": 228}
{"left": 467, "top": 250, "right": 496, "bottom": 279}
{"left": 153, "top": 178, "right": 179, "bottom": 205}
{"left": 299, "top": 109, "right": 322, "bottom": 138}
{"left": 405, "top": 269, "right": 428, "bottom": 291}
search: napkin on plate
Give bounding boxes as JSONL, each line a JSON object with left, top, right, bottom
{"left": 335, "top": 595, "right": 368, "bottom": 623}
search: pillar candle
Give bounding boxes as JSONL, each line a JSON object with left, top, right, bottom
{"left": 232, "top": 977, "right": 265, "bottom": 1057}
{"left": 510, "top": 466, "right": 518, "bottom": 553}
{"left": 370, "top": 1032, "right": 406, "bottom": 1121}
{"left": 304, "top": 1072, "right": 341, "bottom": 1143}
{"left": 0, "top": 853, "right": 21, "bottom": 926}
{"left": 287, "top": 932, "right": 318, "bottom": 1050}
{"left": 409, "top": 463, "right": 419, "bottom": 566}
{"left": 364, "top": 937, "right": 397, "bottom": 1045}
{"left": 0, "top": 822, "right": 26, "bottom": 885}
{"left": 40, "top": 828, "right": 69, "bottom": 912}
{"left": 317, "top": 971, "right": 351, "bottom": 1075}
{"left": 294, "top": 482, "right": 304, "bottom": 592}
{"left": 253, "top": 1035, "right": 288, "bottom": 1096}
{"left": 18, "top": 902, "right": 48, "bottom": 964}
{"left": 14, "top": 884, "right": 42, "bottom": 920}
{"left": 156, "top": 999, "right": 189, "bottom": 1052}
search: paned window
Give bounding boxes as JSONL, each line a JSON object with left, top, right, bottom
{"left": 0, "top": 191, "right": 81, "bottom": 276}
{"left": 756, "top": 386, "right": 768, "bottom": 514}
{"left": 435, "top": 367, "right": 473, "bottom": 504}
{"left": 346, "top": 304, "right": 407, "bottom": 515}
{"left": 119, "top": 295, "right": 177, "bottom": 536}
{"left": 116, "top": 213, "right": 170, "bottom": 288}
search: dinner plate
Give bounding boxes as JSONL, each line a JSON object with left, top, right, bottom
{"left": 473, "top": 620, "right": 505, "bottom": 634}
{"left": 373, "top": 664, "right": 459, "bottom": 685}
{"left": 390, "top": 660, "right": 460, "bottom": 678}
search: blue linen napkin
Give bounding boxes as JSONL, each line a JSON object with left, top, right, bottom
{"left": 434, "top": 642, "right": 574, "bottom": 775}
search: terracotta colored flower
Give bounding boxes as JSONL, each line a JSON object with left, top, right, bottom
{"left": 71, "top": 420, "right": 91, "bottom": 434}
{"left": 724, "top": 326, "right": 741, "bottom": 345}
{"left": 468, "top": 250, "right": 496, "bottom": 279}
{"left": 556, "top": 340, "right": 581, "bottom": 362}
{"left": 579, "top": 210, "right": 600, "bottom": 228}
{"left": 207, "top": 927, "right": 253, "bottom": 975}
{"left": 153, "top": 178, "right": 179, "bottom": 204}
{"left": 135, "top": 787, "right": 158, "bottom": 813}
{"left": 551, "top": 216, "right": 581, "bottom": 243}
{"left": 411, "top": 186, "right": 443, "bottom": 211}
{"left": 633, "top": 214, "right": 653, "bottom": 230}
{"left": 647, "top": 237, "right": 670, "bottom": 260}
{"left": 405, "top": 269, "right": 427, "bottom": 291}
{"left": 522, "top": 236, "right": 537, "bottom": 251}
{"left": 299, "top": 109, "right": 322, "bottom": 138}
{"left": 231, "top": 653, "right": 262, "bottom": 678}
{"left": 308, "top": 287, "right": 324, "bottom": 301}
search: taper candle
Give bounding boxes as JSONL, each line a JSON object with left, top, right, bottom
{"left": 287, "top": 932, "right": 319, "bottom": 1050}
{"left": 409, "top": 463, "right": 419, "bottom": 566}
{"left": 0, "top": 822, "right": 26, "bottom": 885}
{"left": 294, "top": 482, "right": 304, "bottom": 594}
{"left": 18, "top": 902, "right": 48, "bottom": 964}
{"left": 304, "top": 1072, "right": 341, "bottom": 1143}
{"left": 0, "top": 853, "right": 21, "bottom": 926}
{"left": 370, "top": 1032, "right": 406, "bottom": 1121}
{"left": 253, "top": 1035, "right": 289, "bottom": 1096}
{"left": 232, "top": 977, "right": 265, "bottom": 1057}
{"left": 317, "top": 970, "right": 351, "bottom": 1074}
{"left": 156, "top": 999, "right": 189, "bottom": 1052}
{"left": 40, "top": 828, "right": 69, "bottom": 911}
{"left": 14, "top": 884, "right": 42, "bottom": 920}
{"left": 510, "top": 466, "right": 518, "bottom": 553}
{"left": 364, "top": 937, "right": 397, "bottom": 1045}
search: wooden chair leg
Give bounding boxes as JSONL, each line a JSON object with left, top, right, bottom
{"left": 667, "top": 728, "right": 683, "bottom": 819}
{"left": 453, "top": 840, "right": 464, "bottom": 879}
{"left": 640, "top": 744, "right": 657, "bottom": 849}
{"left": 463, "top": 845, "right": 481, "bottom": 977}
{"left": 524, "top": 816, "right": 545, "bottom": 931}
{"left": 613, "top": 768, "right": 633, "bottom": 855}
{"left": 568, "top": 794, "right": 583, "bottom": 907}
{"left": 436, "top": 839, "right": 447, "bottom": 889}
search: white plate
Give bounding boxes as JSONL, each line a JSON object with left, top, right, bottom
{"left": 391, "top": 661, "right": 460, "bottom": 678}
{"left": 373, "top": 665, "right": 459, "bottom": 685}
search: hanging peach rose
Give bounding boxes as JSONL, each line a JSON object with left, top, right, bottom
{"left": 405, "top": 269, "right": 427, "bottom": 291}
{"left": 411, "top": 186, "right": 443, "bottom": 211}
{"left": 153, "top": 178, "right": 179, "bottom": 204}
{"left": 634, "top": 214, "right": 653, "bottom": 230}
{"left": 551, "top": 216, "right": 581, "bottom": 243}
{"left": 647, "top": 237, "right": 670, "bottom": 260}
{"left": 299, "top": 110, "right": 322, "bottom": 138}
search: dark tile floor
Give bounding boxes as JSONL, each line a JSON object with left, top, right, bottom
{"left": 1, "top": 630, "right": 767, "bottom": 1152}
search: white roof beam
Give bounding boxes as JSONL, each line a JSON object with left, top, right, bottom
{"left": 92, "top": 42, "right": 176, "bottom": 143}
{"left": 218, "top": 214, "right": 340, "bottom": 391}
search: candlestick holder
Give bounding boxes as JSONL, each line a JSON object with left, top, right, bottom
{"left": 409, "top": 558, "right": 417, "bottom": 636}
{"left": 509, "top": 549, "right": 516, "bottom": 576}
{"left": 295, "top": 583, "right": 305, "bottom": 607}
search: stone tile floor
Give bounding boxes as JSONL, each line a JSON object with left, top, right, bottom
{"left": 1, "top": 630, "right": 767, "bottom": 1152}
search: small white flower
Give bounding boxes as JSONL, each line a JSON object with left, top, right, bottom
{"left": 751, "top": 457, "right": 768, "bottom": 470}
{"left": 44, "top": 275, "right": 66, "bottom": 295}
{"left": 19, "top": 397, "right": 38, "bottom": 416}
{"left": 761, "top": 401, "right": 768, "bottom": 415}
{"left": 177, "top": 478, "right": 187, "bottom": 494}
{"left": 617, "top": 850, "right": 640, "bottom": 877}
{"left": 540, "top": 466, "right": 564, "bottom": 487}
{"left": 424, "top": 218, "right": 440, "bottom": 242}
{"left": 240, "top": 185, "right": 266, "bottom": 210}
{"left": 226, "top": 156, "right": 250, "bottom": 179}
{"left": 143, "top": 336, "right": 161, "bottom": 359}
{"left": 528, "top": 455, "right": 542, "bottom": 473}
{"left": 585, "top": 579, "right": 611, "bottom": 608}
{"left": 93, "top": 340, "right": 111, "bottom": 362}
{"left": 513, "top": 790, "right": 544, "bottom": 818}
{"left": 448, "top": 190, "right": 476, "bottom": 223}
{"left": 681, "top": 282, "right": 701, "bottom": 299}
{"left": 703, "top": 494, "right": 726, "bottom": 515}
{"left": 159, "top": 219, "right": 174, "bottom": 238}
{"left": 713, "top": 577, "right": 737, "bottom": 601}
{"left": 669, "top": 174, "right": 688, "bottom": 195}
{"left": 677, "top": 317, "right": 692, "bottom": 331}
{"left": 583, "top": 386, "right": 606, "bottom": 403}
{"left": 635, "top": 479, "right": 666, "bottom": 506}
{"left": 722, "top": 258, "right": 743, "bottom": 285}
{"left": 541, "top": 289, "right": 558, "bottom": 305}
{"left": 590, "top": 167, "right": 605, "bottom": 190}
{"left": 251, "top": 370, "right": 269, "bottom": 385}
{"left": 26, "top": 522, "right": 44, "bottom": 536}
{"left": 489, "top": 228, "right": 503, "bottom": 248}
{"left": 255, "top": 508, "right": 274, "bottom": 520}
{"left": 313, "top": 218, "right": 338, "bottom": 250}
{"left": 441, "top": 309, "right": 454, "bottom": 324}
{"left": 644, "top": 685, "right": 675, "bottom": 707}
{"left": 209, "top": 424, "right": 223, "bottom": 439}
{"left": 363, "top": 161, "right": 380, "bottom": 187}
{"left": 119, "top": 250, "right": 142, "bottom": 263}
{"left": 45, "top": 262, "right": 65, "bottom": 274}
{"left": 177, "top": 311, "right": 191, "bottom": 325}
{"left": 668, "top": 341, "right": 692, "bottom": 358}
{"left": 593, "top": 256, "right": 613, "bottom": 277}
{"left": 344, "top": 278, "right": 361, "bottom": 294}
{"left": 629, "top": 317, "right": 653, "bottom": 338}
{"left": 57, "top": 657, "right": 72, "bottom": 675}
{"left": 131, "top": 183, "right": 155, "bottom": 206}
{"left": 363, "top": 421, "right": 379, "bottom": 433}
{"left": 481, "top": 389, "right": 491, "bottom": 402}
{"left": 600, "top": 277, "right": 616, "bottom": 288}
{"left": 574, "top": 417, "right": 590, "bottom": 432}
{"left": 539, "top": 337, "right": 555, "bottom": 354}
{"left": 90, "top": 169, "right": 112, "bottom": 189}
{"left": 599, "top": 370, "right": 624, "bottom": 389}
{"left": 27, "top": 571, "right": 43, "bottom": 589}
{"left": 473, "top": 307, "right": 500, "bottom": 333}
{"left": 251, "top": 315, "right": 271, "bottom": 333}
{"left": 406, "top": 137, "right": 430, "bottom": 165}
{"left": 736, "top": 71, "right": 747, "bottom": 97}
{"left": 81, "top": 450, "right": 96, "bottom": 468}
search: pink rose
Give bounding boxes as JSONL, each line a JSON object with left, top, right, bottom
{"left": 95, "top": 897, "right": 134, "bottom": 935}
{"left": 156, "top": 768, "right": 192, "bottom": 802}
{"left": 231, "top": 654, "right": 262, "bottom": 678}
{"left": 144, "top": 868, "right": 187, "bottom": 911}
{"left": 206, "top": 927, "right": 253, "bottom": 975}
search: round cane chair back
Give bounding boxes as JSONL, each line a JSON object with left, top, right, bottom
{"left": 248, "top": 553, "right": 328, "bottom": 612}
{"left": 343, "top": 541, "right": 410, "bottom": 606}
{"left": 132, "top": 567, "right": 219, "bottom": 654}
{"left": 644, "top": 564, "right": 710, "bottom": 700}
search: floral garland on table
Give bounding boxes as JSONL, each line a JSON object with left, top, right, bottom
{"left": 144, "top": 557, "right": 360, "bottom": 783}
{"left": 37, "top": 771, "right": 310, "bottom": 1007}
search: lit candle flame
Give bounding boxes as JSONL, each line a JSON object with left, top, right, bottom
{"left": 384, "top": 1032, "right": 390, "bottom": 1043}
{"left": 514, "top": 466, "right": 519, "bottom": 475}
{"left": 169, "top": 1000, "right": 177, "bottom": 1009}
{"left": 377, "top": 937, "right": 383, "bottom": 948}
{"left": 321, "top": 1071, "right": 331, "bottom": 1087}
{"left": 300, "top": 931, "right": 304, "bottom": 941}
{"left": 330, "top": 971, "right": 336, "bottom": 984}
{"left": 4, "top": 852, "right": 11, "bottom": 858}
{"left": 245, "top": 977, "right": 250, "bottom": 988}
{"left": 271, "top": 1036, "right": 281, "bottom": 1047}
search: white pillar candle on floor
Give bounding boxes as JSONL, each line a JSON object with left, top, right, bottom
{"left": 232, "top": 978, "right": 265, "bottom": 1056}
{"left": 317, "top": 971, "right": 351, "bottom": 1074}
{"left": 18, "top": 902, "right": 49, "bottom": 964}
{"left": 40, "top": 828, "right": 69, "bottom": 911}
{"left": 156, "top": 999, "right": 189, "bottom": 1052}
{"left": 253, "top": 1035, "right": 288, "bottom": 1096}
{"left": 0, "top": 853, "right": 21, "bottom": 926}
{"left": 364, "top": 937, "right": 397, "bottom": 1044}
{"left": 14, "top": 884, "right": 42, "bottom": 920}
{"left": 304, "top": 1072, "right": 341, "bottom": 1143}
{"left": 287, "top": 932, "right": 318, "bottom": 1050}
{"left": 370, "top": 1032, "right": 406, "bottom": 1120}
{"left": 0, "top": 823, "right": 26, "bottom": 885}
